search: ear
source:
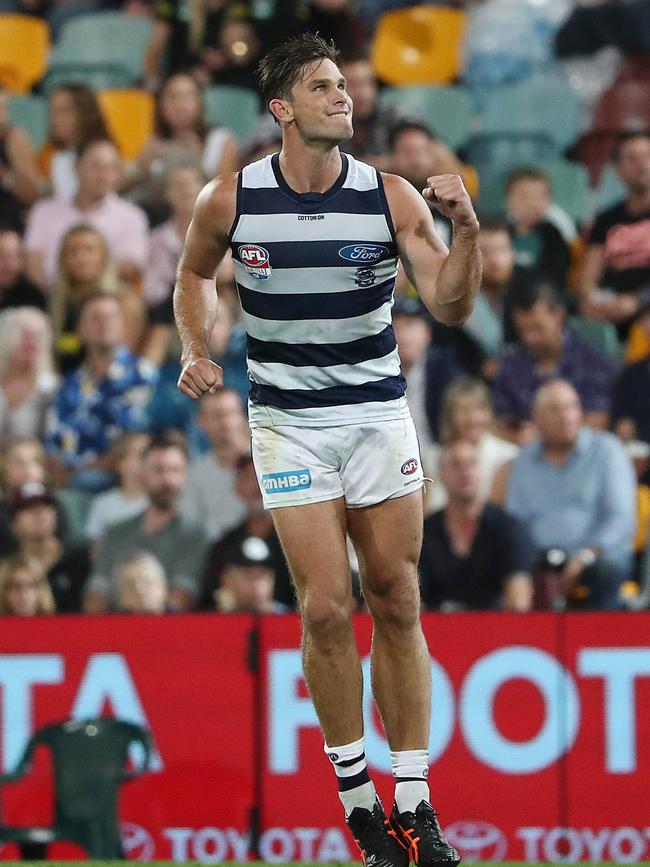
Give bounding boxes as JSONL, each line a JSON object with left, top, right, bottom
{"left": 269, "top": 97, "right": 293, "bottom": 125}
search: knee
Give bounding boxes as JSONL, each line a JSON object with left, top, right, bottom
{"left": 364, "top": 564, "right": 421, "bottom": 632}
{"left": 301, "top": 594, "right": 354, "bottom": 643}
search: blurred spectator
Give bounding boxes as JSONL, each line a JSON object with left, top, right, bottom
{"left": 0, "top": 553, "right": 55, "bottom": 616}
{"left": 85, "top": 434, "right": 209, "bottom": 612}
{"left": 428, "top": 377, "right": 518, "bottom": 511}
{"left": 0, "top": 308, "right": 58, "bottom": 445}
{"left": 391, "top": 298, "right": 436, "bottom": 462}
{"left": 51, "top": 224, "right": 146, "bottom": 373}
{"left": 85, "top": 432, "right": 150, "bottom": 551}
{"left": 198, "top": 16, "right": 262, "bottom": 90}
{"left": 143, "top": 161, "right": 204, "bottom": 308}
{"left": 216, "top": 536, "right": 288, "bottom": 613}
{"left": 25, "top": 139, "right": 149, "bottom": 289}
{"left": 390, "top": 120, "right": 477, "bottom": 250}
{"left": 419, "top": 440, "right": 533, "bottom": 612}
{"left": 457, "top": 219, "right": 531, "bottom": 379}
{"left": 115, "top": 550, "right": 169, "bottom": 614}
{"left": 45, "top": 292, "right": 158, "bottom": 489}
{"left": 493, "top": 280, "right": 616, "bottom": 442}
{"left": 200, "top": 453, "right": 293, "bottom": 609}
{"left": 499, "top": 380, "right": 635, "bottom": 610}
{"left": 144, "top": 0, "right": 229, "bottom": 86}
{"left": 339, "top": 54, "right": 411, "bottom": 170}
{"left": 180, "top": 388, "right": 248, "bottom": 539}
{"left": 129, "top": 74, "right": 236, "bottom": 221}
{"left": 612, "top": 290, "right": 650, "bottom": 444}
{"left": 555, "top": 0, "right": 650, "bottom": 58}
{"left": 38, "top": 84, "right": 112, "bottom": 201}
{"left": 506, "top": 167, "right": 571, "bottom": 290}
{"left": 0, "top": 84, "right": 41, "bottom": 230}
{"left": 0, "top": 228, "right": 46, "bottom": 312}
{"left": 0, "top": 437, "right": 69, "bottom": 556}
{"left": 8, "top": 481, "right": 90, "bottom": 612}
{"left": 580, "top": 132, "right": 650, "bottom": 331}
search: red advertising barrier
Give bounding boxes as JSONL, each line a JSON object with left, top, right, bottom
{"left": 1, "top": 612, "right": 649, "bottom": 862}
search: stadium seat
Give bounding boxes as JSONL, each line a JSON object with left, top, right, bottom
{"left": 567, "top": 316, "right": 621, "bottom": 362}
{"left": 203, "top": 85, "right": 261, "bottom": 144}
{"left": 0, "top": 718, "right": 152, "bottom": 859}
{"left": 98, "top": 89, "right": 154, "bottom": 160}
{"left": 45, "top": 12, "right": 152, "bottom": 93}
{"left": 8, "top": 94, "right": 48, "bottom": 149}
{"left": 379, "top": 85, "right": 475, "bottom": 151}
{"left": 480, "top": 76, "right": 586, "bottom": 152}
{"left": 371, "top": 7, "right": 467, "bottom": 86}
{"left": 593, "top": 163, "right": 626, "bottom": 213}
{"left": 0, "top": 14, "right": 49, "bottom": 92}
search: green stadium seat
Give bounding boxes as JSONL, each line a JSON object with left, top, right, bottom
{"left": 379, "top": 85, "right": 475, "bottom": 151}
{"left": 203, "top": 85, "right": 261, "bottom": 145}
{"left": 594, "top": 164, "right": 626, "bottom": 213}
{"left": 480, "top": 76, "right": 586, "bottom": 152}
{"left": 8, "top": 94, "right": 48, "bottom": 150}
{"left": 45, "top": 12, "right": 152, "bottom": 93}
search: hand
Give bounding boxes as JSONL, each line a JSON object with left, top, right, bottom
{"left": 560, "top": 555, "right": 586, "bottom": 595}
{"left": 177, "top": 357, "right": 223, "bottom": 399}
{"left": 423, "top": 174, "right": 478, "bottom": 232}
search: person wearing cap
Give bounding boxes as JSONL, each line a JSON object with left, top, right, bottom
{"left": 199, "top": 453, "right": 294, "bottom": 610}
{"left": 8, "top": 480, "right": 90, "bottom": 612}
{"left": 216, "top": 535, "right": 288, "bottom": 614}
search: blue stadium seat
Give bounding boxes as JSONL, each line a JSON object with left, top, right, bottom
{"left": 379, "top": 85, "right": 476, "bottom": 151}
{"left": 45, "top": 13, "right": 152, "bottom": 93}
{"left": 8, "top": 94, "right": 48, "bottom": 150}
{"left": 203, "top": 85, "right": 261, "bottom": 145}
{"left": 480, "top": 76, "right": 586, "bottom": 152}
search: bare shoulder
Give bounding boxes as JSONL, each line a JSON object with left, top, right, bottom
{"left": 380, "top": 172, "right": 432, "bottom": 231}
{"left": 195, "top": 172, "right": 239, "bottom": 237}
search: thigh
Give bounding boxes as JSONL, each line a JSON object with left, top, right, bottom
{"left": 271, "top": 496, "right": 353, "bottom": 607}
{"left": 347, "top": 490, "right": 423, "bottom": 597}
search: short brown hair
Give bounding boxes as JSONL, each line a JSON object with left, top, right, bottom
{"left": 505, "top": 167, "right": 551, "bottom": 194}
{"left": 257, "top": 32, "right": 341, "bottom": 117}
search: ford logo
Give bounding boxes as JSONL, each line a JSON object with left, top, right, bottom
{"left": 338, "top": 244, "right": 388, "bottom": 263}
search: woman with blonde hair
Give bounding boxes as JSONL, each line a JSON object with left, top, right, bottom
{"left": 0, "top": 553, "right": 55, "bottom": 616}
{"left": 428, "top": 377, "right": 519, "bottom": 511}
{"left": 51, "top": 224, "right": 146, "bottom": 371}
{"left": 0, "top": 308, "right": 58, "bottom": 446}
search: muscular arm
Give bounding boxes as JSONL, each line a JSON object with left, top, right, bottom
{"left": 383, "top": 173, "right": 481, "bottom": 325}
{"left": 173, "top": 174, "right": 237, "bottom": 398}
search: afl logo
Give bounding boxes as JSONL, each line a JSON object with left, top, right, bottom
{"left": 444, "top": 821, "right": 507, "bottom": 862}
{"left": 401, "top": 458, "right": 419, "bottom": 475}
{"left": 239, "top": 244, "right": 272, "bottom": 280}
{"left": 338, "top": 244, "right": 388, "bottom": 263}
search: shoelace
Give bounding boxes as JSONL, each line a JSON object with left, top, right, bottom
{"left": 418, "top": 809, "right": 446, "bottom": 847}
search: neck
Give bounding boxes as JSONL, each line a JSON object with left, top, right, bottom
{"left": 627, "top": 188, "right": 650, "bottom": 212}
{"left": 446, "top": 497, "right": 482, "bottom": 522}
{"left": 532, "top": 335, "right": 563, "bottom": 369}
{"left": 75, "top": 189, "right": 106, "bottom": 210}
{"left": 72, "top": 279, "right": 99, "bottom": 296}
{"left": 278, "top": 139, "right": 342, "bottom": 193}
{"left": 145, "top": 503, "right": 175, "bottom": 533}
{"left": 21, "top": 536, "right": 61, "bottom": 567}
{"left": 86, "top": 345, "right": 117, "bottom": 378}
{"left": 544, "top": 440, "right": 574, "bottom": 464}
{"left": 212, "top": 441, "right": 244, "bottom": 466}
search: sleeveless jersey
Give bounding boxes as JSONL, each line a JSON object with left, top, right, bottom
{"left": 230, "top": 152, "right": 409, "bottom": 428}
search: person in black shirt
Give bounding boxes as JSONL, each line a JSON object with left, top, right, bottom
{"left": 419, "top": 440, "right": 533, "bottom": 611}
{"left": 199, "top": 453, "right": 294, "bottom": 609}
{"left": 0, "top": 228, "right": 46, "bottom": 312}
{"left": 580, "top": 132, "right": 650, "bottom": 329}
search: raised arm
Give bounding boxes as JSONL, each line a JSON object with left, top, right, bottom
{"left": 383, "top": 172, "right": 481, "bottom": 325}
{"left": 174, "top": 174, "right": 237, "bottom": 399}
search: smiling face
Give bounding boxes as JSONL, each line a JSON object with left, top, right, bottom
{"left": 271, "top": 58, "right": 353, "bottom": 146}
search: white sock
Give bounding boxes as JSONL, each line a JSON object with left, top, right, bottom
{"left": 391, "top": 748, "right": 430, "bottom": 813}
{"left": 325, "top": 736, "right": 377, "bottom": 816}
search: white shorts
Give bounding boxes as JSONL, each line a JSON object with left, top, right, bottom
{"left": 251, "top": 416, "right": 424, "bottom": 509}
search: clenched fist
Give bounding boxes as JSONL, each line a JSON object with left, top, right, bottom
{"left": 423, "top": 174, "right": 479, "bottom": 232}
{"left": 177, "top": 357, "right": 223, "bottom": 399}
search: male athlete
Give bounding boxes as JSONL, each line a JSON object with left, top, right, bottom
{"left": 175, "top": 34, "right": 481, "bottom": 867}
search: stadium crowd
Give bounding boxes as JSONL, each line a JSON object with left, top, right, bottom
{"left": 0, "top": 0, "right": 649, "bottom": 616}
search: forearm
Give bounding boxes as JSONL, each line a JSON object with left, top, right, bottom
{"left": 426, "top": 228, "right": 481, "bottom": 325}
{"left": 173, "top": 269, "right": 219, "bottom": 362}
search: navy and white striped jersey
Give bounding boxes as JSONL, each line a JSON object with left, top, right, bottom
{"left": 230, "top": 152, "right": 409, "bottom": 428}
